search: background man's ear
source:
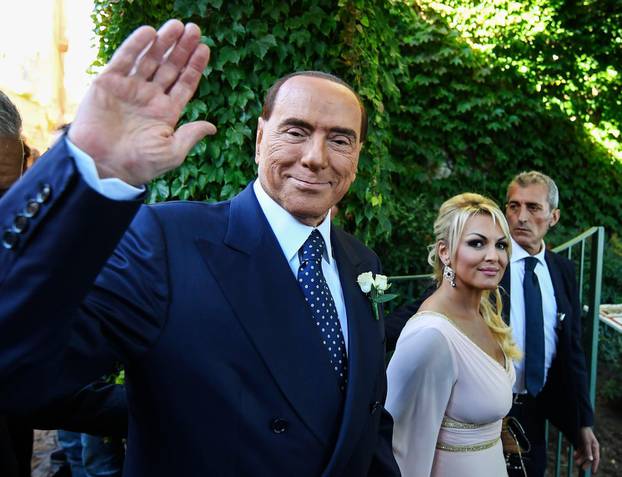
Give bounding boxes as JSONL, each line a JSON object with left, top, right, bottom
{"left": 550, "top": 208, "right": 560, "bottom": 228}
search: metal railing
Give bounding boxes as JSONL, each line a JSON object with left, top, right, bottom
{"left": 549, "top": 226, "right": 604, "bottom": 477}
{"left": 388, "top": 226, "right": 605, "bottom": 477}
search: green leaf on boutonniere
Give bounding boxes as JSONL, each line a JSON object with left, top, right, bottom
{"left": 375, "top": 293, "right": 399, "bottom": 303}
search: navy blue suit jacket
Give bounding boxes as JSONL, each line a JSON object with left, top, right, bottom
{"left": 0, "top": 140, "right": 399, "bottom": 476}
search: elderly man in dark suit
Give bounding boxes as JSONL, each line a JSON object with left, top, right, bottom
{"left": 0, "top": 20, "right": 399, "bottom": 477}
{"left": 385, "top": 171, "right": 599, "bottom": 476}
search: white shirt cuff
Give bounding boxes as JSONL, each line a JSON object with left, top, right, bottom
{"left": 66, "top": 138, "right": 145, "bottom": 200}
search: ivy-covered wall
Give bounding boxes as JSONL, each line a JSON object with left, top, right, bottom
{"left": 92, "top": 0, "right": 622, "bottom": 279}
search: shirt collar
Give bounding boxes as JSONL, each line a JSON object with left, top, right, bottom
{"left": 510, "top": 236, "right": 546, "bottom": 266}
{"left": 253, "top": 179, "right": 333, "bottom": 264}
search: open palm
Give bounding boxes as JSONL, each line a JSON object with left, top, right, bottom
{"left": 69, "top": 20, "right": 216, "bottom": 186}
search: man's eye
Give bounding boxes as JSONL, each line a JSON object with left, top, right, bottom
{"left": 331, "top": 136, "right": 352, "bottom": 147}
{"left": 284, "top": 128, "right": 306, "bottom": 138}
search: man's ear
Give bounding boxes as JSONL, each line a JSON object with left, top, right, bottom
{"left": 549, "top": 208, "right": 560, "bottom": 228}
{"left": 357, "top": 140, "right": 364, "bottom": 156}
{"left": 255, "top": 118, "right": 264, "bottom": 165}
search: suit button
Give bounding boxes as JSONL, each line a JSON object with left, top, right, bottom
{"left": 36, "top": 183, "right": 52, "bottom": 203}
{"left": 12, "top": 214, "right": 28, "bottom": 233}
{"left": 370, "top": 401, "right": 382, "bottom": 415}
{"left": 2, "top": 230, "right": 19, "bottom": 249}
{"left": 270, "top": 418, "right": 288, "bottom": 434}
{"left": 24, "top": 199, "right": 40, "bottom": 218}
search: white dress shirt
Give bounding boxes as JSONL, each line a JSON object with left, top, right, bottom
{"left": 253, "top": 180, "right": 349, "bottom": 352}
{"left": 509, "top": 237, "right": 558, "bottom": 394}
{"left": 67, "top": 139, "right": 350, "bottom": 351}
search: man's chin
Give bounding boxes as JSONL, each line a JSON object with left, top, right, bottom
{"left": 286, "top": 205, "right": 331, "bottom": 226}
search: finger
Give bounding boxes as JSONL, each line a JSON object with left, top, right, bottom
{"left": 587, "top": 444, "right": 593, "bottom": 461}
{"left": 173, "top": 121, "right": 217, "bottom": 161}
{"left": 153, "top": 23, "right": 203, "bottom": 92}
{"left": 168, "top": 42, "right": 210, "bottom": 108}
{"left": 574, "top": 449, "right": 587, "bottom": 465}
{"left": 133, "top": 20, "right": 185, "bottom": 80}
{"left": 593, "top": 441, "right": 600, "bottom": 473}
{"left": 104, "top": 25, "right": 157, "bottom": 76}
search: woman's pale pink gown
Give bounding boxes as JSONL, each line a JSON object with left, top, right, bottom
{"left": 386, "top": 311, "right": 515, "bottom": 477}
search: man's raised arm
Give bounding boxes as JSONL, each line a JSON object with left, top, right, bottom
{"left": 0, "top": 20, "right": 215, "bottom": 394}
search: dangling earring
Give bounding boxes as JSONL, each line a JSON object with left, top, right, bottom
{"left": 443, "top": 264, "right": 456, "bottom": 288}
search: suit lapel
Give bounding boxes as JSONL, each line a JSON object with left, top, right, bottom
{"left": 194, "top": 185, "right": 342, "bottom": 446}
{"left": 500, "top": 267, "right": 511, "bottom": 325}
{"left": 545, "top": 251, "right": 571, "bottom": 337}
{"left": 324, "top": 230, "right": 381, "bottom": 473}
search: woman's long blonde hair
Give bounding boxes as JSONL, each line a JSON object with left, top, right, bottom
{"left": 428, "top": 193, "right": 522, "bottom": 360}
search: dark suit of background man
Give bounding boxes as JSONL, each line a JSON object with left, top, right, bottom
{"left": 0, "top": 20, "right": 399, "bottom": 477}
{"left": 503, "top": 171, "right": 598, "bottom": 476}
{"left": 385, "top": 171, "right": 599, "bottom": 476}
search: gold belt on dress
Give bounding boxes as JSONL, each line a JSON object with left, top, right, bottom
{"left": 435, "top": 416, "right": 501, "bottom": 453}
{"left": 435, "top": 436, "right": 500, "bottom": 452}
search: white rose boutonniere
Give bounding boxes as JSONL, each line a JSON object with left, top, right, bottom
{"left": 357, "top": 272, "right": 399, "bottom": 321}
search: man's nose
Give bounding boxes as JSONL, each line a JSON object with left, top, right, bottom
{"left": 518, "top": 205, "right": 530, "bottom": 222}
{"left": 300, "top": 136, "right": 328, "bottom": 170}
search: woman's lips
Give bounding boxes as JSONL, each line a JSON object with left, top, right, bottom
{"left": 479, "top": 268, "right": 500, "bottom": 276}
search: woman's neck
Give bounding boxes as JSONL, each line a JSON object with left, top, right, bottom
{"left": 429, "top": 280, "right": 483, "bottom": 321}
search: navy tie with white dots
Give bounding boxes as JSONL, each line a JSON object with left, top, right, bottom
{"left": 297, "top": 230, "right": 348, "bottom": 393}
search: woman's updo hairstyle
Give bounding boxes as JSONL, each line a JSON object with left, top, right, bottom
{"left": 428, "top": 193, "right": 521, "bottom": 360}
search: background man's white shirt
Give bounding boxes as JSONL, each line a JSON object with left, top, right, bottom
{"left": 509, "top": 237, "right": 558, "bottom": 394}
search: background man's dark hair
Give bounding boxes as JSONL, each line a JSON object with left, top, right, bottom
{"left": 0, "top": 91, "right": 22, "bottom": 138}
{"left": 261, "top": 71, "right": 368, "bottom": 143}
{"left": 0, "top": 91, "right": 25, "bottom": 197}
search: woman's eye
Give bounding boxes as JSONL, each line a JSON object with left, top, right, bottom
{"left": 467, "top": 240, "right": 484, "bottom": 248}
{"left": 497, "top": 241, "right": 508, "bottom": 250}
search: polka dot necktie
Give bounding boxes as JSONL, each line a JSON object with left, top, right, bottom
{"left": 297, "top": 230, "right": 348, "bottom": 393}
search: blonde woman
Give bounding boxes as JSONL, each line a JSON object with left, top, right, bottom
{"left": 386, "top": 193, "right": 521, "bottom": 476}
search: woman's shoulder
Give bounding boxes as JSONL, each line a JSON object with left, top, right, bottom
{"left": 396, "top": 311, "right": 458, "bottom": 356}
{"left": 402, "top": 310, "right": 460, "bottom": 336}
{"left": 391, "top": 311, "right": 458, "bottom": 379}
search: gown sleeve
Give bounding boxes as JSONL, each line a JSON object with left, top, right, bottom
{"left": 385, "top": 324, "right": 457, "bottom": 477}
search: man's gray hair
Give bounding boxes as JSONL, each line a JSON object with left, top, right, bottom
{"left": 0, "top": 91, "right": 22, "bottom": 138}
{"left": 507, "top": 170, "right": 559, "bottom": 210}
